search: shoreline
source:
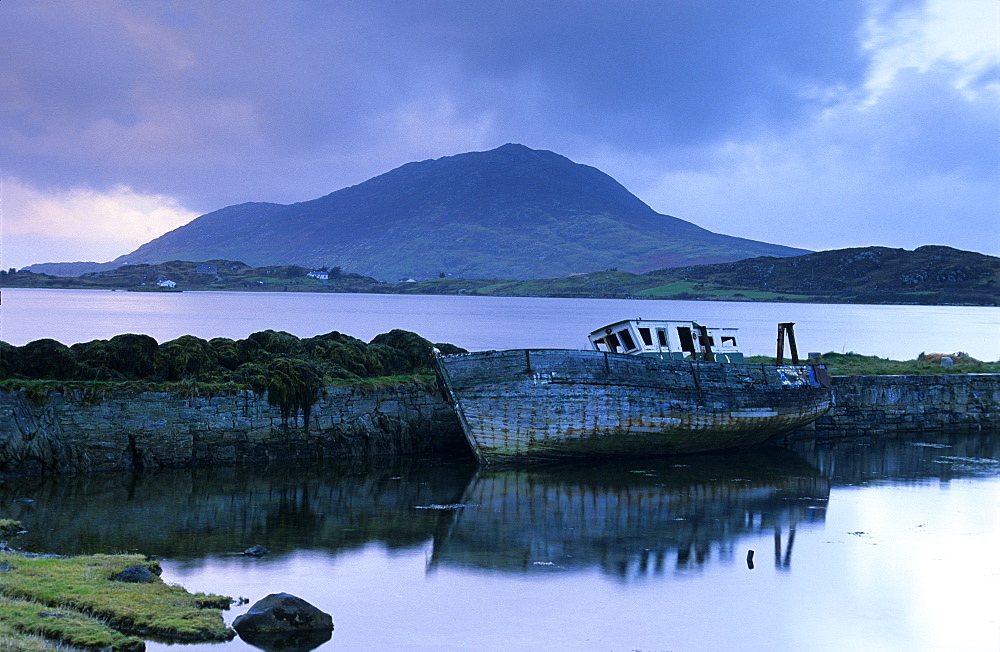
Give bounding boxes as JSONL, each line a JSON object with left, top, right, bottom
{"left": 2, "top": 282, "right": 995, "bottom": 307}
{"left": 0, "top": 547, "right": 232, "bottom": 651}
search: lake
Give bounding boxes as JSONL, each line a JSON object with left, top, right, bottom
{"left": 2, "top": 288, "right": 999, "bottom": 651}
{"left": 3, "top": 288, "right": 998, "bottom": 360}
{"left": 2, "top": 434, "right": 997, "bottom": 652}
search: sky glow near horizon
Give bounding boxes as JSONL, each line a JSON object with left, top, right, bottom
{"left": 1, "top": 0, "right": 997, "bottom": 271}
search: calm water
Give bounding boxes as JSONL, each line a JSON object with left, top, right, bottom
{"left": 2, "top": 434, "right": 998, "bottom": 652}
{"left": 2, "top": 288, "right": 998, "bottom": 360}
{"left": 2, "top": 288, "right": 999, "bottom": 650}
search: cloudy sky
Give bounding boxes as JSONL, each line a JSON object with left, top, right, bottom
{"left": 2, "top": 0, "right": 997, "bottom": 270}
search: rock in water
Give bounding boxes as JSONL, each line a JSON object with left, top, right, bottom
{"left": 244, "top": 544, "right": 270, "bottom": 556}
{"left": 233, "top": 593, "right": 333, "bottom": 636}
{"left": 111, "top": 565, "right": 158, "bottom": 583}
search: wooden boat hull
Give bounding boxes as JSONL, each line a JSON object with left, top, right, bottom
{"left": 435, "top": 349, "right": 833, "bottom": 463}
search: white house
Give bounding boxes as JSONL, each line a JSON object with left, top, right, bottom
{"left": 307, "top": 270, "right": 329, "bottom": 280}
{"left": 157, "top": 279, "right": 177, "bottom": 288}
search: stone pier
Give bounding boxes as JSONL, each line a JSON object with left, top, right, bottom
{"left": 0, "top": 383, "right": 469, "bottom": 475}
{"left": 783, "top": 373, "right": 999, "bottom": 440}
{"left": 2, "top": 374, "right": 997, "bottom": 476}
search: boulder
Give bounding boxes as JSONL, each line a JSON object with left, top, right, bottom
{"left": 111, "top": 565, "right": 158, "bottom": 583}
{"left": 233, "top": 593, "right": 333, "bottom": 636}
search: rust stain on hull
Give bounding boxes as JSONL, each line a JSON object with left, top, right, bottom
{"left": 436, "top": 349, "right": 833, "bottom": 464}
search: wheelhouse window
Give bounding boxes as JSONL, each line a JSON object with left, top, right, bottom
{"left": 677, "top": 326, "right": 696, "bottom": 353}
{"left": 638, "top": 327, "right": 653, "bottom": 347}
{"left": 618, "top": 329, "right": 637, "bottom": 351}
{"left": 604, "top": 333, "right": 621, "bottom": 352}
{"left": 656, "top": 328, "right": 668, "bottom": 347}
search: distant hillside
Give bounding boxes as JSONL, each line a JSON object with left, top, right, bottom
{"left": 107, "top": 144, "right": 806, "bottom": 280}
{"left": 370, "top": 245, "right": 998, "bottom": 305}
{"left": 21, "top": 261, "right": 121, "bottom": 277}
{"left": 3, "top": 260, "right": 381, "bottom": 293}
{"left": 643, "top": 245, "right": 1000, "bottom": 304}
{"left": 5, "top": 246, "right": 996, "bottom": 306}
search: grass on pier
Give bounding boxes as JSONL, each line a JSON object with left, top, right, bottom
{"left": 745, "top": 351, "right": 998, "bottom": 375}
{"left": 0, "top": 551, "right": 233, "bottom": 651}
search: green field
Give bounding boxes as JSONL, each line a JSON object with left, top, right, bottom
{"left": 635, "top": 281, "right": 816, "bottom": 301}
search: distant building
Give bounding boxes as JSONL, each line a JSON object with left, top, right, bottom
{"left": 157, "top": 279, "right": 177, "bottom": 288}
{"left": 307, "top": 270, "right": 329, "bottom": 280}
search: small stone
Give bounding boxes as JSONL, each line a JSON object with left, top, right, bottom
{"left": 111, "top": 565, "right": 158, "bottom": 583}
{"left": 244, "top": 545, "right": 270, "bottom": 557}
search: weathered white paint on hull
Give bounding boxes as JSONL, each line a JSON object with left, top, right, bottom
{"left": 436, "top": 349, "right": 833, "bottom": 463}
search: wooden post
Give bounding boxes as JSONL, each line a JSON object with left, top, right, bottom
{"left": 776, "top": 322, "right": 799, "bottom": 364}
{"left": 785, "top": 323, "right": 799, "bottom": 364}
{"left": 696, "top": 325, "right": 715, "bottom": 362}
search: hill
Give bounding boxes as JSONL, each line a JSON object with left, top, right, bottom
{"left": 2, "top": 260, "right": 381, "bottom": 293}
{"left": 103, "top": 144, "right": 805, "bottom": 280}
{"left": 434, "top": 245, "right": 997, "bottom": 304}
{"left": 4, "top": 246, "right": 996, "bottom": 306}
{"left": 636, "top": 245, "right": 1000, "bottom": 304}
{"left": 18, "top": 261, "right": 122, "bottom": 277}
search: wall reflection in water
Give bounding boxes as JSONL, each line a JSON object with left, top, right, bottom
{"left": 0, "top": 460, "right": 475, "bottom": 559}
{"left": 1, "top": 432, "right": 995, "bottom": 583}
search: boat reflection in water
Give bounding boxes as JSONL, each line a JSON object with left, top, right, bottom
{"left": 3, "top": 448, "right": 829, "bottom": 581}
{"left": 429, "top": 448, "right": 829, "bottom": 579}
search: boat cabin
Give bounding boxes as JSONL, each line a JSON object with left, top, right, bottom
{"left": 587, "top": 319, "right": 744, "bottom": 363}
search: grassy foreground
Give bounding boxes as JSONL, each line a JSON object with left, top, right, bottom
{"left": 0, "top": 547, "right": 232, "bottom": 651}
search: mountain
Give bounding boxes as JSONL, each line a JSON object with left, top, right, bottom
{"left": 104, "top": 144, "right": 806, "bottom": 280}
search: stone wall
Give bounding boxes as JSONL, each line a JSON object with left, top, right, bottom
{"left": 785, "top": 373, "right": 1000, "bottom": 440}
{"left": 2, "top": 374, "right": 997, "bottom": 476}
{"left": 0, "top": 384, "right": 469, "bottom": 476}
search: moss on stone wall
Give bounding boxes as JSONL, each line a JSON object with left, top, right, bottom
{"left": 1, "top": 329, "right": 465, "bottom": 427}
{"left": 2, "top": 329, "right": 462, "bottom": 384}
